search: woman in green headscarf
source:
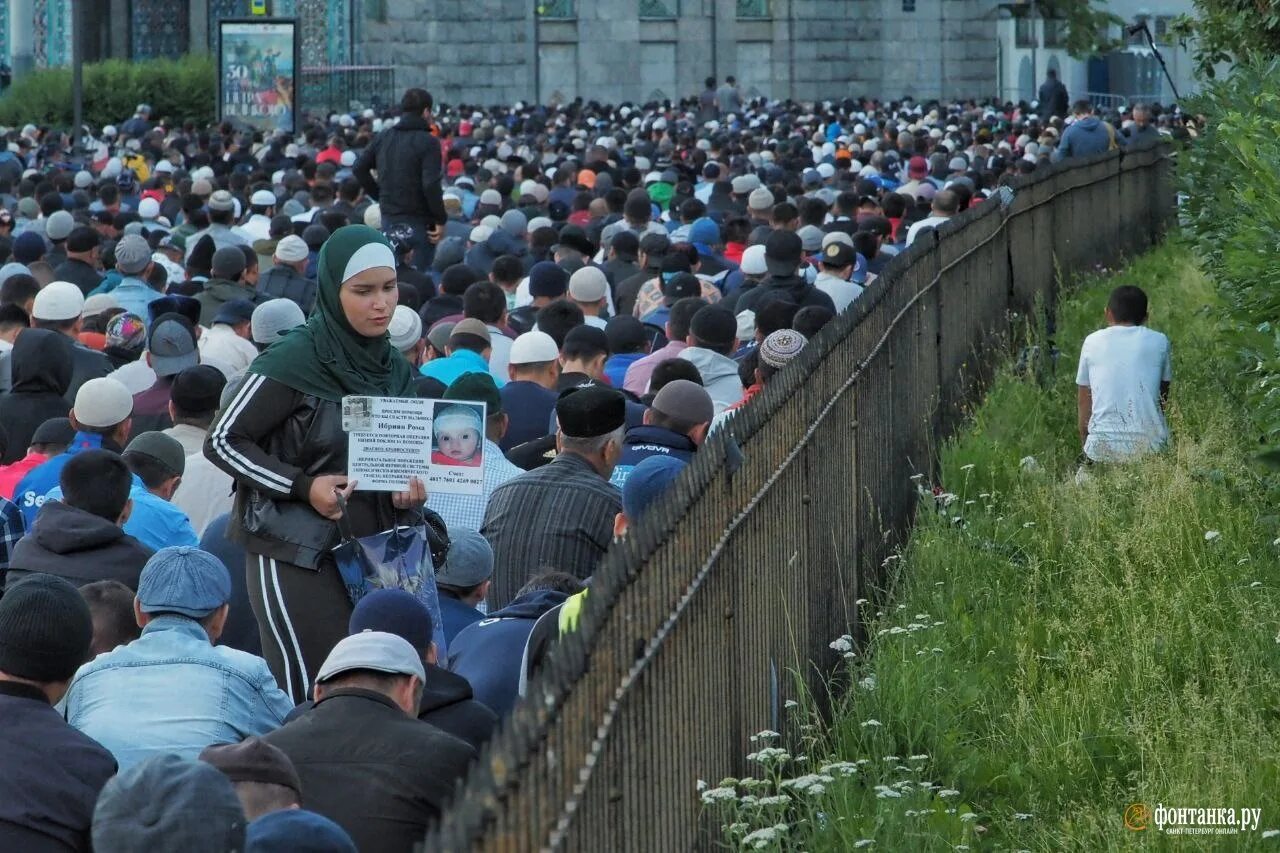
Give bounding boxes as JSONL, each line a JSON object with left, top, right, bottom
{"left": 205, "top": 225, "right": 427, "bottom": 703}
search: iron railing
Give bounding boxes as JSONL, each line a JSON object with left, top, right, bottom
{"left": 426, "top": 140, "right": 1176, "bottom": 851}
{"left": 299, "top": 65, "right": 395, "bottom": 118}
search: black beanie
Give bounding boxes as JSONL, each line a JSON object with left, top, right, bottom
{"left": 0, "top": 573, "right": 93, "bottom": 683}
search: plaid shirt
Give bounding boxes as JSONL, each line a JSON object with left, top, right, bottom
{"left": 0, "top": 495, "right": 24, "bottom": 575}
{"left": 427, "top": 440, "right": 524, "bottom": 534}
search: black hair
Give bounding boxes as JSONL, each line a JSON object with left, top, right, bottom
{"left": 0, "top": 273, "right": 39, "bottom": 308}
{"left": 755, "top": 298, "right": 799, "bottom": 337}
{"left": 536, "top": 301, "right": 585, "bottom": 348}
{"left": 516, "top": 571, "right": 585, "bottom": 598}
{"left": 61, "top": 449, "right": 132, "bottom": 522}
{"left": 79, "top": 579, "right": 141, "bottom": 653}
{"left": 402, "top": 87, "right": 434, "bottom": 114}
{"left": 0, "top": 302, "right": 28, "bottom": 332}
{"left": 463, "top": 280, "right": 506, "bottom": 324}
{"left": 667, "top": 296, "right": 707, "bottom": 342}
{"left": 649, "top": 357, "right": 702, "bottom": 393}
{"left": 1107, "top": 285, "right": 1148, "bottom": 324}
{"left": 490, "top": 255, "right": 524, "bottom": 285}
{"left": 793, "top": 306, "right": 835, "bottom": 339}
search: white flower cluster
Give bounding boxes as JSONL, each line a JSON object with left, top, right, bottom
{"left": 819, "top": 761, "right": 861, "bottom": 777}
{"left": 829, "top": 635, "right": 854, "bottom": 652}
{"left": 858, "top": 674, "right": 877, "bottom": 691}
{"left": 742, "top": 824, "right": 789, "bottom": 850}
{"left": 700, "top": 786, "right": 737, "bottom": 804}
{"left": 747, "top": 747, "right": 790, "bottom": 765}
{"left": 749, "top": 729, "right": 781, "bottom": 742}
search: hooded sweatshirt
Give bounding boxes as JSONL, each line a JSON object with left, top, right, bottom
{"left": 680, "top": 347, "right": 746, "bottom": 416}
{"left": 734, "top": 273, "right": 836, "bottom": 316}
{"left": 1054, "top": 115, "right": 1114, "bottom": 161}
{"left": 0, "top": 329, "right": 74, "bottom": 464}
{"left": 447, "top": 588, "right": 570, "bottom": 718}
{"left": 5, "top": 499, "right": 153, "bottom": 591}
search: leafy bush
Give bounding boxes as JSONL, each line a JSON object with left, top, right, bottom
{"left": 1180, "top": 58, "right": 1280, "bottom": 464}
{"left": 0, "top": 55, "right": 215, "bottom": 129}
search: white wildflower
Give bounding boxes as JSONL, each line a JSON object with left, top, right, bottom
{"left": 960, "top": 463, "right": 976, "bottom": 471}
{"left": 932, "top": 621, "right": 945, "bottom": 626}
{"left": 945, "top": 808, "right": 958, "bottom": 814}
{"left": 819, "top": 762, "right": 859, "bottom": 776}
{"left": 1251, "top": 580, "right": 1263, "bottom": 589}
{"left": 696, "top": 779, "right": 707, "bottom": 792}
{"left": 1205, "top": 530, "right": 1221, "bottom": 541}
{"left": 1262, "top": 829, "right": 1279, "bottom": 839}
{"left": 757, "top": 795, "right": 790, "bottom": 807}
{"left": 860, "top": 719, "right": 882, "bottom": 728}
{"left": 854, "top": 840, "right": 875, "bottom": 849}
{"left": 1014, "top": 812, "right": 1034, "bottom": 820}
{"left": 875, "top": 788, "right": 903, "bottom": 799}
{"left": 727, "top": 822, "right": 748, "bottom": 834}
{"left": 748, "top": 747, "right": 790, "bottom": 765}
{"left": 954, "top": 847, "right": 970, "bottom": 852}
{"left": 1022, "top": 521, "right": 1036, "bottom": 528}
{"left": 856, "top": 674, "right": 875, "bottom": 691}
{"left": 915, "top": 613, "right": 931, "bottom": 620}
{"left": 844, "top": 651, "right": 856, "bottom": 659}
{"left": 784, "top": 699, "right": 799, "bottom": 709}
{"left": 935, "top": 581, "right": 945, "bottom": 586}
{"left": 910, "top": 473, "right": 925, "bottom": 482}
{"left": 909, "top": 754, "right": 929, "bottom": 761}
{"left": 932, "top": 647, "right": 944, "bottom": 654}
{"left": 856, "top": 597, "right": 869, "bottom": 605}
{"left": 938, "top": 789, "right": 961, "bottom": 798}
{"left": 897, "top": 604, "right": 907, "bottom": 611}
{"left": 699, "top": 786, "right": 737, "bottom": 804}
{"left": 829, "top": 636, "right": 854, "bottom": 652}
{"left": 952, "top": 516, "right": 964, "bottom": 524}
{"left": 916, "top": 649, "right": 928, "bottom": 656}
{"left": 895, "top": 765, "right": 912, "bottom": 772}
{"left": 959, "top": 812, "right": 979, "bottom": 822}
{"left": 883, "top": 755, "right": 900, "bottom": 762}
{"left": 855, "top": 758, "right": 871, "bottom": 766}
{"left": 750, "top": 729, "right": 781, "bottom": 742}
{"left": 743, "top": 824, "right": 789, "bottom": 849}
{"left": 1273, "top": 537, "right": 1280, "bottom": 547}
{"left": 1238, "top": 557, "right": 1251, "bottom": 565}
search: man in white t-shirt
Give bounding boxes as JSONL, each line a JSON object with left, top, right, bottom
{"left": 1076, "top": 285, "right": 1172, "bottom": 462}
{"left": 905, "top": 190, "right": 959, "bottom": 247}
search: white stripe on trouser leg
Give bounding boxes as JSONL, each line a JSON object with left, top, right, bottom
{"left": 270, "top": 559, "right": 310, "bottom": 697}
{"left": 211, "top": 375, "right": 294, "bottom": 492}
{"left": 258, "top": 555, "right": 292, "bottom": 701}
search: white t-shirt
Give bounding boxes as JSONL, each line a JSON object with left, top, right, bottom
{"left": 905, "top": 215, "right": 952, "bottom": 247}
{"left": 1075, "top": 324, "right": 1172, "bottom": 461}
{"left": 814, "top": 271, "right": 865, "bottom": 314}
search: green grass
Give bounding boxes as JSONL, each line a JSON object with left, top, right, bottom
{"left": 703, "top": 242, "right": 1280, "bottom": 850}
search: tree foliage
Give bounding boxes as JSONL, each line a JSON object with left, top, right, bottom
{"left": 1171, "top": 0, "right": 1280, "bottom": 78}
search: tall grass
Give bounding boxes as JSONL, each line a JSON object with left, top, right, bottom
{"left": 702, "top": 243, "right": 1280, "bottom": 850}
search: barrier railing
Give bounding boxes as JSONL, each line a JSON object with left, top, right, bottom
{"left": 427, "top": 140, "right": 1176, "bottom": 851}
{"left": 299, "top": 65, "right": 395, "bottom": 119}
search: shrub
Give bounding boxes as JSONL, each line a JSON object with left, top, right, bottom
{"left": 0, "top": 55, "right": 215, "bottom": 128}
{"left": 1180, "top": 58, "right": 1280, "bottom": 465}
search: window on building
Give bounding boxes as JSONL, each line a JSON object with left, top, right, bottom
{"left": 1043, "top": 18, "right": 1067, "bottom": 47}
{"left": 1015, "top": 17, "right": 1036, "bottom": 47}
{"left": 1154, "top": 15, "right": 1173, "bottom": 44}
{"left": 640, "top": 0, "right": 678, "bottom": 18}
{"left": 737, "top": 0, "right": 770, "bottom": 18}
{"left": 537, "top": 0, "right": 576, "bottom": 19}
{"left": 902, "top": 0, "right": 915, "bottom": 11}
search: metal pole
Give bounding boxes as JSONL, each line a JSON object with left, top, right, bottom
{"left": 1028, "top": 0, "right": 1037, "bottom": 102}
{"left": 71, "top": 1, "right": 83, "bottom": 157}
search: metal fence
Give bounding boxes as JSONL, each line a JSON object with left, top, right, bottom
{"left": 426, "top": 140, "right": 1176, "bottom": 851}
{"left": 299, "top": 65, "right": 395, "bottom": 119}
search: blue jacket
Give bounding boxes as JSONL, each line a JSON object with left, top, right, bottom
{"left": 420, "top": 347, "right": 506, "bottom": 388}
{"left": 61, "top": 615, "right": 293, "bottom": 771}
{"left": 609, "top": 425, "right": 698, "bottom": 488}
{"left": 1054, "top": 116, "right": 1114, "bottom": 161}
{"left": 440, "top": 591, "right": 484, "bottom": 646}
{"left": 447, "top": 589, "right": 569, "bottom": 717}
{"left": 498, "top": 380, "right": 558, "bottom": 451}
{"left": 14, "top": 432, "right": 111, "bottom": 527}
{"left": 604, "top": 352, "right": 646, "bottom": 389}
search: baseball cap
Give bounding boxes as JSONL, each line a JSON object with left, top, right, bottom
{"left": 274, "top": 234, "right": 309, "bottom": 263}
{"left": 796, "top": 225, "right": 825, "bottom": 254}
{"left": 251, "top": 299, "right": 306, "bottom": 345}
{"left": 170, "top": 365, "right": 227, "bottom": 415}
{"left": 137, "top": 546, "right": 232, "bottom": 618}
{"left": 509, "top": 330, "right": 559, "bottom": 365}
{"left": 568, "top": 266, "right": 608, "bottom": 303}
{"left": 114, "top": 234, "right": 153, "bottom": 275}
{"left": 125, "top": 431, "right": 187, "bottom": 479}
{"left": 651, "top": 379, "right": 714, "bottom": 425}
{"left": 212, "top": 298, "right": 256, "bottom": 327}
{"left": 821, "top": 240, "right": 856, "bottom": 269}
{"left": 316, "top": 630, "right": 426, "bottom": 683}
{"left": 148, "top": 314, "right": 199, "bottom": 377}
{"left": 388, "top": 304, "right": 423, "bottom": 350}
{"left": 764, "top": 230, "right": 803, "bottom": 277}
{"left": 73, "top": 377, "right": 133, "bottom": 428}
{"left": 450, "top": 317, "right": 491, "bottom": 345}
{"left": 32, "top": 281, "right": 85, "bottom": 321}
{"left": 434, "top": 528, "right": 494, "bottom": 588}
{"left": 740, "top": 244, "right": 768, "bottom": 276}
{"left": 662, "top": 272, "right": 702, "bottom": 303}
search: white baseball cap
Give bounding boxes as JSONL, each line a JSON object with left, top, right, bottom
{"left": 317, "top": 631, "right": 425, "bottom": 684}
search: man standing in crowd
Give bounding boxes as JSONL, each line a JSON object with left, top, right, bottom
{"left": 1038, "top": 69, "right": 1070, "bottom": 119}
{"left": 355, "top": 87, "right": 447, "bottom": 269}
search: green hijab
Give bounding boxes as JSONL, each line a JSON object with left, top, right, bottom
{"left": 250, "top": 224, "right": 416, "bottom": 402}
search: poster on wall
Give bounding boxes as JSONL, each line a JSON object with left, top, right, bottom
{"left": 218, "top": 18, "right": 298, "bottom": 134}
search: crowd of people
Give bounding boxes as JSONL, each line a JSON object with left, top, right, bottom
{"left": 0, "top": 82, "right": 1188, "bottom": 852}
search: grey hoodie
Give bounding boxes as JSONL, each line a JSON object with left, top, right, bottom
{"left": 680, "top": 347, "right": 745, "bottom": 415}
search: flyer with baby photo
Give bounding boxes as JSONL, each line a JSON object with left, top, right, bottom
{"left": 341, "top": 395, "right": 486, "bottom": 495}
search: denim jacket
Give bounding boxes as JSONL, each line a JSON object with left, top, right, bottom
{"left": 61, "top": 615, "right": 294, "bottom": 771}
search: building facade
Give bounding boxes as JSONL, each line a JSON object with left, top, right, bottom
{"left": 1, "top": 0, "right": 1198, "bottom": 107}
